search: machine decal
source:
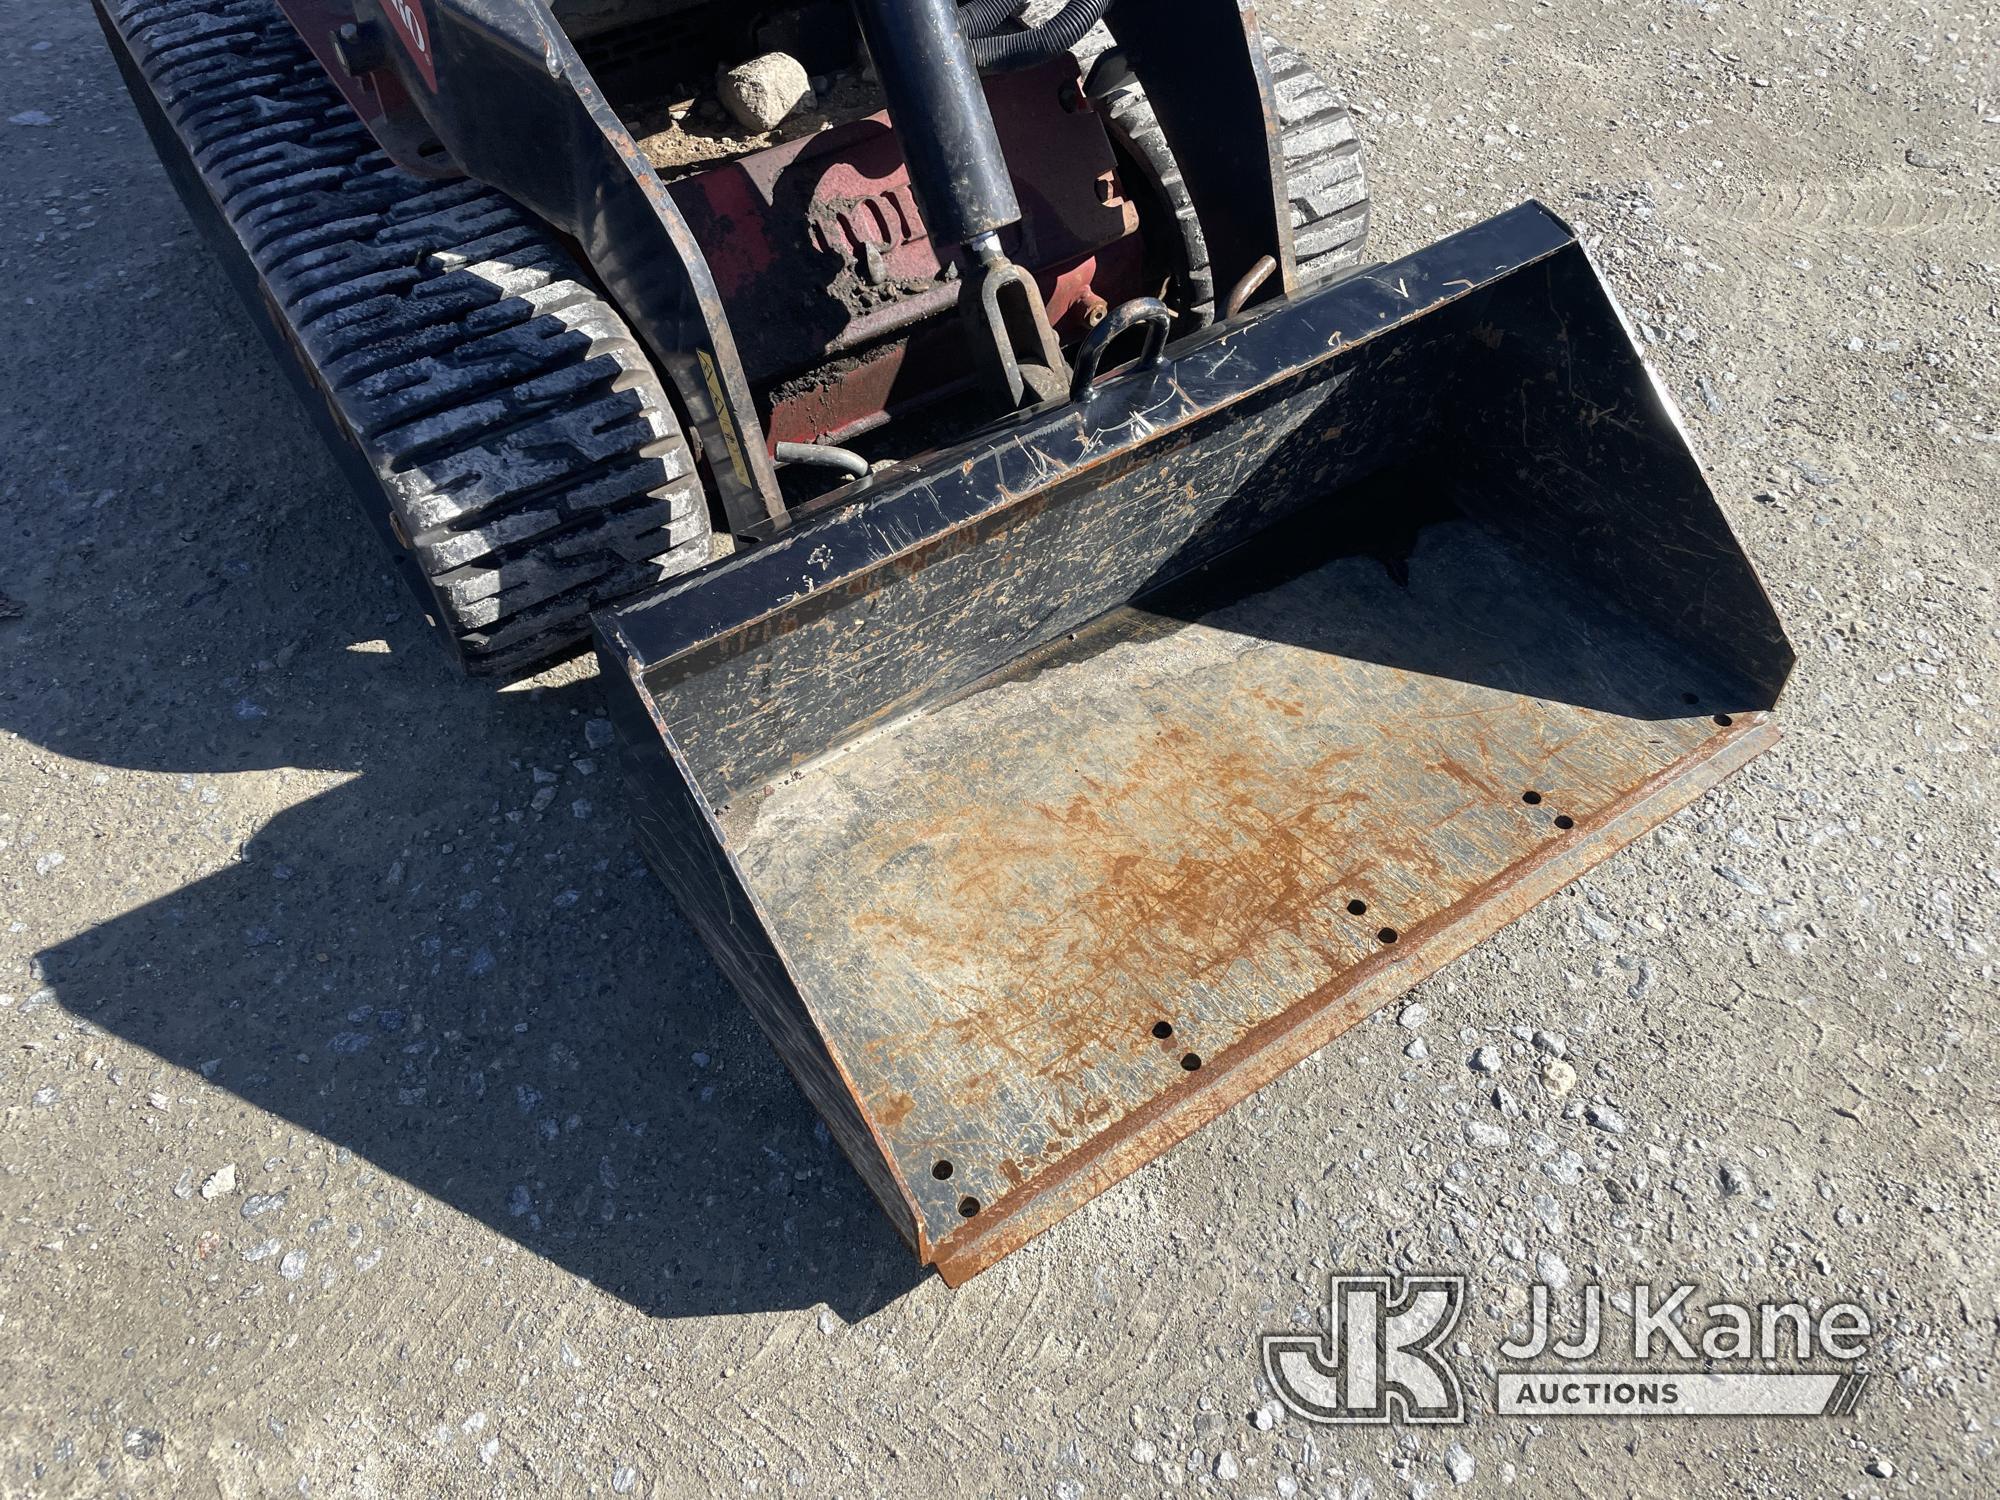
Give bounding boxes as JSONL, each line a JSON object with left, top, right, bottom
{"left": 381, "top": 0, "right": 437, "bottom": 91}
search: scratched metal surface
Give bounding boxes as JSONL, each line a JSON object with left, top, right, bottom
{"left": 604, "top": 205, "right": 1580, "bottom": 797}
{"left": 723, "top": 518, "right": 1756, "bottom": 1242}
{"left": 608, "top": 207, "right": 1788, "bottom": 818}
{"left": 598, "top": 202, "right": 1792, "bottom": 1276}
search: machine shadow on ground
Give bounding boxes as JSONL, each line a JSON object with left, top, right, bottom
{"left": 23, "top": 676, "right": 925, "bottom": 1323}
{"left": 7, "top": 260, "right": 922, "bottom": 1326}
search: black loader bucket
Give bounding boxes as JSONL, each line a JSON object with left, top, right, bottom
{"left": 594, "top": 203, "right": 1794, "bottom": 1283}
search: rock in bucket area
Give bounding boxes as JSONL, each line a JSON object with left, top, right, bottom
{"left": 717, "top": 51, "right": 814, "bottom": 133}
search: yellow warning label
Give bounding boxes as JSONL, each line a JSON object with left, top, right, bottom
{"left": 697, "top": 349, "right": 751, "bottom": 490}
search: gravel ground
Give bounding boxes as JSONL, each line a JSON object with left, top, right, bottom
{"left": 2, "top": 1, "right": 1995, "bottom": 1496}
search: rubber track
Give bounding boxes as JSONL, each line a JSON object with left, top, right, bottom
{"left": 1264, "top": 39, "right": 1369, "bottom": 275}
{"left": 1097, "top": 35, "right": 1369, "bottom": 324}
{"left": 103, "top": 0, "right": 713, "bottom": 675}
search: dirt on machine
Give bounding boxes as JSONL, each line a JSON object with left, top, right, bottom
{"left": 97, "top": 0, "right": 1793, "bottom": 1282}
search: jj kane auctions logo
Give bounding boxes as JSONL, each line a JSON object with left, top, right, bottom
{"left": 1263, "top": 1274, "right": 1872, "bottom": 1423}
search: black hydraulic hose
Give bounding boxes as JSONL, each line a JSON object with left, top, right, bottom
{"left": 957, "top": 0, "right": 1029, "bottom": 39}
{"left": 966, "top": 0, "right": 1114, "bottom": 69}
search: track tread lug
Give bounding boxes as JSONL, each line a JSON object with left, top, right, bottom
{"left": 1093, "top": 33, "right": 1371, "bottom": 326}
{"left": 101, "top": 0, "right": 712, "bottom": 675}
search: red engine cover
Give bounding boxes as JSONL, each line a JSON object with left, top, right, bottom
{"left": 667, "top": 57, "right": 1147, "bottom": 449}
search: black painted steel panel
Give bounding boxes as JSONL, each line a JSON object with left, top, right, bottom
{"left": 595, "top": 202, "right": 1793, "bottom": 1280}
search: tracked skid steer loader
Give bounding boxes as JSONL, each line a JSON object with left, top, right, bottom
{"left": 99, "top": 0, "right": 1793, "bottom": 1281}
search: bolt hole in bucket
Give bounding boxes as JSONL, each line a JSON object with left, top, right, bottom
{"left": 598, "top": 205, "right": 1792, "bottom": 1281}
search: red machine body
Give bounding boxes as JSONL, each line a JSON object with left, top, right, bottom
{"left": 674, "top": 56, "right": 1146, "bottom": 448}
{"left": 282, "top": 0, "right": 1150, "bottom": 457}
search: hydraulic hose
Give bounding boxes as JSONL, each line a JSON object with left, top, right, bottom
{"left": 965, "top": 0, "right": 1114, "bottom": 69}
{"left": 957, "top": 0, "right": 1029, "bottom": 38}
{"left": 774, "top": 441, "right": 872, "bottom": 479}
